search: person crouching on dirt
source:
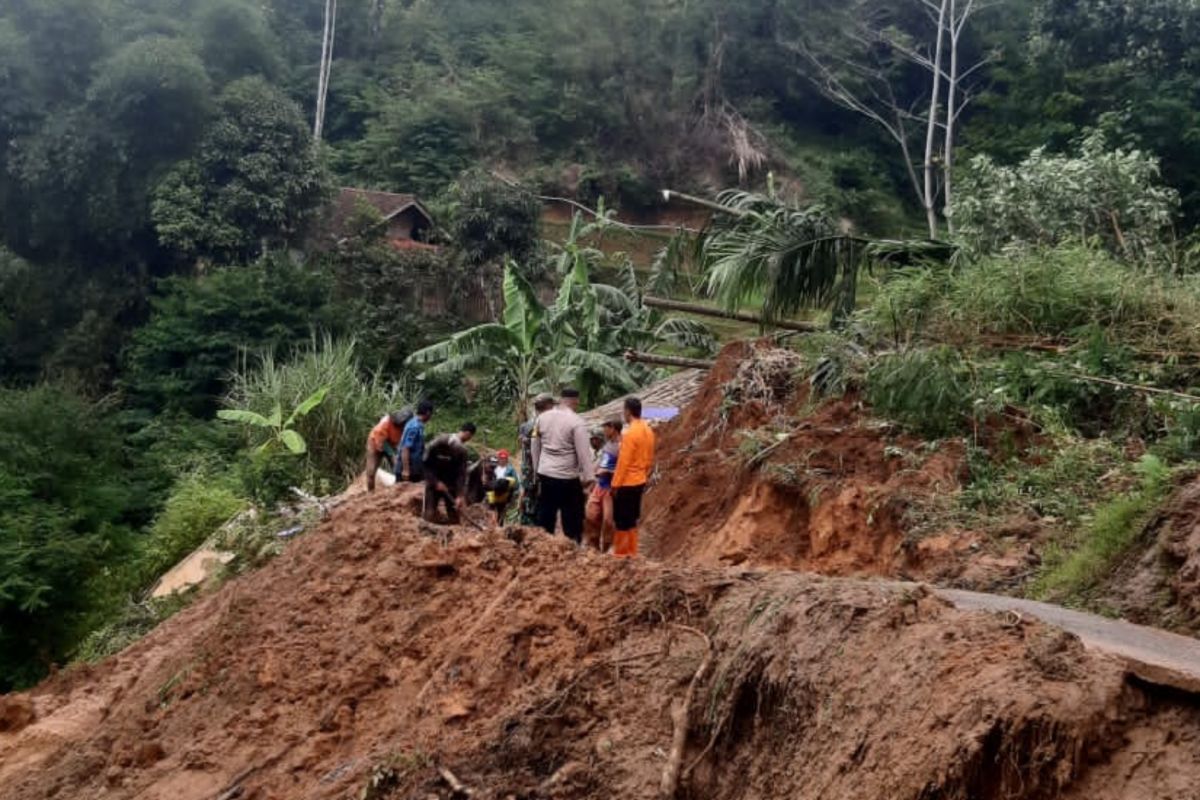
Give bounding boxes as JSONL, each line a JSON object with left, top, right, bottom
{"left": 519, "top": 393, "right": 557, "bottom": 525}
{"left": 398, "top": 400, "right": 434, "bottom": 483}
{"left": 486, "top": 449, "right": 519, "bottom": 526}
{"left": 365, "top": 410, "right": 407, "bottom": 492}
{"left": 585, "top": 420, "right": 622, "bottom": 551}
{"left": 612, "top": 397, "right": 655, "bottom": 558}
{"left": 423, "top": 432, "right": 470, "bottom": 524}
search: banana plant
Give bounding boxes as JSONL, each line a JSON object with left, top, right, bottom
{"left": 217, "top": 386, "right": 330, "bottom": 455}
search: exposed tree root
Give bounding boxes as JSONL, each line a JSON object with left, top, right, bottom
{"left": 660, "top": 624, "right": 714, "bottom": 798}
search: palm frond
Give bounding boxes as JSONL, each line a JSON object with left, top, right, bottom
{"left": 417, "top": 353, "right": 482, "bottom": 379}
{"left": 561, "top": 348, "right": 640, "bottom": 393}
{"left": 652, "top": 317, "right": 719, "bottom": 354}
{"left": 593, "top": 282, "right": 638, "bottom": 316}
{"left": 649, "top": 232, "right": 692, "bottom": 296}
{"left": 406, "top": 323, "right": 512, "bottom": 366}
{"left": 699, "top": 191, "right": 869, "bottom": 324}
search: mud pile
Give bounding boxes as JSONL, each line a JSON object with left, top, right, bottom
{"left": 3, "top": 486, "right": 1199, "bottom": 800}
{"left": 645, "top": 342, "right": 983, "bottom": 581}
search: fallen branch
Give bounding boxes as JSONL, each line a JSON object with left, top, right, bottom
{"left": 660, "top": 624, "right": 714, "bottom": 798}
{"left": 643, "top": 296, "right": 822, "bottom": 333}
{"left": 437, "top": 765, "right": 475, "bottom": 798}
{"left": 1057, "top": 372, "right": 1200, "bottom": 404}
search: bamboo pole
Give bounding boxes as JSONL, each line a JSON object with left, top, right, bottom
{"left": 623, "top": 350, "right": 716, "bottom": 370}
{"left": 643, "top": 296, "right": 821, "bottom": 332}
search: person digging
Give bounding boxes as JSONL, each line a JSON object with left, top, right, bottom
{"left": 423, "top": 430, "right": 471, "bottom": 525}
{"left": 364, "top": 410, "right": 408, "bottom": 492}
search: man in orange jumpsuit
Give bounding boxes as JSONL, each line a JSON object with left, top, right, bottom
{"left": 611, "top": 396, "right": 655, "bottom": 558}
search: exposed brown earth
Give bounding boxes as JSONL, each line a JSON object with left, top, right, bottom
{"left": 4, "top": 486, "right": 1200, "bottom": 800}
{"left": 644, "top": 341, "right": 993, "bottom": 584}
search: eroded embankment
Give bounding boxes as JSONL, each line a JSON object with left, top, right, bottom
{"left": 644, "top": 341, "right": 989, "bottom": 582}
{"left": 2, "top": 487, "right": 1198, "bottom": 800}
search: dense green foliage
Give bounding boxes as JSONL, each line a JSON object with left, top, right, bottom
{"left": 123, "top": 258, "right": 337, "bottom": 416}
{"left": 152, "top": 77, "right": 330, "bottom": 263}
{"left": 954, "top": 134, "right": 1180, "bottom": 263}
{"left": 0, "top": 386, "right": 140, "bottom": 688}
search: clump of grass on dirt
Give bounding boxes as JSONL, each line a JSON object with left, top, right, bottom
{"left": 862, "top": 244, "right": 1200, "bottom": 350}
{"left": 1033, "top": 454, "right": 1173, "bottom": 604}
{"left": 865, "top": 347, "right": 976, "bottom": 439}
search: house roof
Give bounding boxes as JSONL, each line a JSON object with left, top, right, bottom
{"left": 580, "top": 369, "right": 706, "bottom": 429}
{"left": 332, "top": 187, "right": 434, "bottom": 231}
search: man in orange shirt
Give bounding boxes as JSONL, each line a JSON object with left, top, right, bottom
{"left": 611, "top": 396, "right": 655, "bottom": 558}
{"left": 364, "top": 411, "right": 407, "bottom": 492}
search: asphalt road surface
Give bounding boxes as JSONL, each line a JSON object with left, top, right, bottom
{"left": 942, "top": 589, "right": 1200, "bottom": 693}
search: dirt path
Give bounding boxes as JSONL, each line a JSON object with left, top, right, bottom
{"left": 941, "top": 588, "right": 1200, "bottom": 692}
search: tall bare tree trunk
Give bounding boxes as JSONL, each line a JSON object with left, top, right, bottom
{"left": 313, "top": 0, "right": 338, "bottom": 142}
{"left": 942, "top": 0, "right": 981, "bottom": 236}
{"left": 922, "top": 0, "right": 950, "bottom": 239}
{"left": 369, "top": 0, "right": 385, "bottom": 45}
{"left": 942, "top": 0, "right": 958, "bottom": 235}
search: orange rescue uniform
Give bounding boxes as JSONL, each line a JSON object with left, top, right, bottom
{"left": 611, "top": 418, "right": 655, "bottom": 557}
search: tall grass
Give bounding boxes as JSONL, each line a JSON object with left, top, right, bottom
{"left": 226, "top": 336, "right": 409, "bottom": 485}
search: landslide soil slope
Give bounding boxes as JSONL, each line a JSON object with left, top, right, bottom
{"left": 645, "top": 341, "right": 983, "bottom": 581}
{"left": 3, "top": 488, "right": 1200, "bottom": 800}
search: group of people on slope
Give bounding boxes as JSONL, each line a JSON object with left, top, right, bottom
{"left": 524, "top": 388, "right": 655, "bottom": 557}
{"left": 363, "top": 400, "right": 480, "bottom": 525}
{"left": 364, "top": 388, "right": 655, "bottom": 557}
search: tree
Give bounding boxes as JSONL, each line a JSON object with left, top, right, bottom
{"left": 953, "top": 133, "right": 1180, "bottom": 264}
{"left": 152, "top": 77, "right": 330, "bottom": 263}
{"left": 0, "top": 385, "right": 138, "bottom": 690}
{"left": 408, "top": 213, "right": 717, "bottom": 418}
{"left": 786, "top": 0, "right": 994, "bottom": 237}
{"left": 690, "top": 190, "right": 953, "bottom": 325}
{"left": 122, "top": 257, "right": 337, "bottom": 416}
{"left": 193, "top": 0, "right": 284, "bottom": 86}
{"left": 445, "top": 170, "right": 543, "bottom": 269}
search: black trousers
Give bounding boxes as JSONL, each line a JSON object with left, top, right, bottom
{"left": 536, "top": 475, "right": 585, "bottom": 543}
{"left": 613, "top": 484, "right": 646, "bottom": 531}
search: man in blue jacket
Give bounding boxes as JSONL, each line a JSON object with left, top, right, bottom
{"left": 398, "top": 400, "right": 434, "bottom": 482}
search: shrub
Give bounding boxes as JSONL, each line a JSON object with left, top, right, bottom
{"left": 864, "top": 244, "right": 1200, "bottom": 350}
{"left": 943, "top": 246, "right": 1157, "bottom": 338}
{"left": 953, "top": 132, "right": 1179, "bottom": 265}
{"left": 0, "top": 385, "right": 139, "bottom": 690}
{"left": 135, "top": 475, "right": 245, "bottom": 588}
{"left": 123, "top": 257, "right": 337, "bottom": 416}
